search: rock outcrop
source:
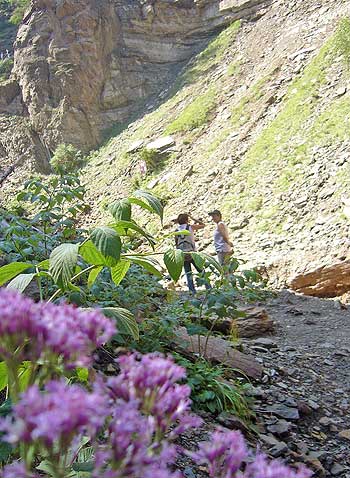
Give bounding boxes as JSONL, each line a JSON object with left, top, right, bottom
{"left": 2, "top": 0, "right": 269, "bottom": 155}
{"left": 290, "top": 261, "right": 350, "bottom": 298}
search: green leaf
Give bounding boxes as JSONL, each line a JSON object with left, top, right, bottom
{"left": 109, "top": 198, "right": 132, "bottom": 221}
{"left": 49, "top": 243, "right": 79, "bottom": 289}
{"left": 130, "top": 190, "right": 164, "bottom": 222}
{"left": 125, "top": 255, "right": 162, "bottom": 278}
{"left": 164, "top": 248, "right": 184, "bottom": 282}
{"left": 111, "top": 260, "right": 131, "bottom": 286}
{"left": 72, "top": 461, "right": 94, "bottom": 473}
{"left": 100, "top": 307, "right": 139, "bottom": 340}
{"left": 192, "top": 252, "right": 205, "bottom": 270}
{"left": 0, "top": 440, "right": 12, "bottom": 463}
{"left": 36, "top": 460, "right": 56, "bottom": 476}
{"left": 18, "top": 361, "right": 32, "bottom": 392}
{"left": 0, "top": 262, "right": 32, "bottom": 286}
{"left": 0, "top": 399, "right": 12, "bottom": 417}
{"left": 0, "top": 363, "right": 8, "bottom": 392}
{"left": 111, "top": 221, "right": 156, "bottom": 248}
{"left": 87, "top": 266, "right": 103, "bottom": 289}
{"left": 200, "top": 252, "right": 223, "bottom": 273}
{"left": 7, "top": 273, "right": 36, "bottom": 293}
{"left": 90, "top": 227, "right": 121, "bottom": 261}
{"left": 76, "top": 367, "right": 89, "bottom": 383}
{"left": 37, "top": 259, "right": 50, "bottom": 270}
{"left": 80, "top": 240, "right": 115, "bottom": 267}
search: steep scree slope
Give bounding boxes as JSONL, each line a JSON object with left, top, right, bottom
{"left": 80, "top": 0, "right": 350, "bottom": 294}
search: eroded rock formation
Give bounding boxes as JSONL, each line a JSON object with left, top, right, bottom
{"left": 1, "top": 0, "right": 269, "bottom": 157}
{"left": 290, "top": 261, "right": 350, "bottom": 298}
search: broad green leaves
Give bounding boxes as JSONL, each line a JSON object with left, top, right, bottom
{"left": 7, "top": 273, "right": 36, "bottom": 293}
{"left": 192, "top": 252, "right": 205, "bottom": 270}
{"left": 100, "top": 307, "right": 139, "bottom": 340}
{"left": 111, "top": 260, "right": 131, "bottom": 286}
{"left": 109, "top": 198, "right": 132, "bottom": 221}
{"left": 87, "top": 266, "right": 103, "bottom": 289}
{"left": 79, "top": 240, "right": 110, "bottom": 266}
{"left": 130, "top": 190, "right": 164, "bottom": 222}
{"left": 111, "top": 221, "right": 156, "bottom": 248}
{"left": 0, "top": 262, "right": 32, "bottom": 286}
{"left": 126, "top": 256, "right": 162, "bottom": 277}
{"left": 200, "top": 252, "right": 222, "bottom": 273}
{"left": 0, "top": 363, "right": 8, "bottom": 392}
{"left": 90, "top": 227, "right": 121, "bottom": 262}
{"left": 164, "top": 248, "right": 184, "bottom": 282}
{"left": 49, "top": 243, "right": 79, "bottom": 289}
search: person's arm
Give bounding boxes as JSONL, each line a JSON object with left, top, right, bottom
{"left": 188, "top": 215, "right": 205, "bottom": 231}
{"left": 218, "top": 223, "right": 233, "bottom": 247}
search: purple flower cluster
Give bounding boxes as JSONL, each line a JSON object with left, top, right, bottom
{"left": 0, "top": 289, "right": 116, "bottom": 367}
{"left": 244, "top": 453, "right": 312, "bottom": 478}
{"left": 94, "top": 401, "right": 180, "bottom": 478}
{"left": 107, "top": 353, "right": 201, "bottom": 437}
{"left": 1, "top": 462, "right": 37, "bottom": 478}
{"left": 191, "top": 429, "right": 312, "bottom": 478}
{"left": 191, "top": 430, "right": 247, "bottom": 478}
{"left": 0, "top": 380, "right": 108, "bottom": 448}
{"left": 0, "top": 380, "right": 107, "bottom": 446}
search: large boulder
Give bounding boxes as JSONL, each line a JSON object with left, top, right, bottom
{"left": 290, "top": 260, "right": 350, "bottom": 298}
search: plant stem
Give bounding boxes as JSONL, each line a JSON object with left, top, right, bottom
{"left": 47, "top": 265, "right": 96, "bottom": 302}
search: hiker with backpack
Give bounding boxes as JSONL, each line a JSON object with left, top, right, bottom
{"left": 175, "top": 213, "right": 205, "bottom": 294}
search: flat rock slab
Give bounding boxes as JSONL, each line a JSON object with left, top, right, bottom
{"left": 289, "top": 260, "right": 350, "bottom": 297}
{"left": 146, "top": 136, "right": 175, "bottom": 152}
{"left": 174, "top": 327, "right": 263, "bottom": 379}
{"left": 207, "top": 306, "right": 274, "bottom": 338}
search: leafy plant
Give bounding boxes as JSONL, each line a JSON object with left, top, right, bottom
{"left": 0, "top": 57, "right": 13, "bottom": 81}
{"left": 9, "top": 0, "right": 29, "bottom": 24}
{"left": 0, "top": 174, "right": 88, "bottom": 263}
{"left": 50, "top": 144, "right": 85, "bottom": 174}
{"left": 335, "top": 17, "right": 350, "bottom": 68}
{"left": 174, "top": 354, "right": 253, "bottom": 421}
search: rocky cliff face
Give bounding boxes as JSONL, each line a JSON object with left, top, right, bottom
{"left": 0, "top": 0, "right": 269, "bottom": 158}
{"left": 3, "top": 0, "right": 350, "bottom": 297}
{"left": 76, "top": 0, "right": 350, "bottom": 297}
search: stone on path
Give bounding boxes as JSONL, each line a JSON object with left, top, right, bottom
{"left": 174, "top": 327, "right": 263, "bottom": 379}
{"left": 206, "top": 306, "right": 274, "bottom": 338}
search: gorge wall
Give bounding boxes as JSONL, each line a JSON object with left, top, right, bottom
{"left": 0, "top": 0, "right": 269, "bottom": 159}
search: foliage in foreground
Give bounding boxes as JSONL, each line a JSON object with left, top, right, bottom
{"left": 0, "top": 289, "right": 311, "bottom": 478}
{"left": 0, "top": 58, "right": 13, "bottom": 81}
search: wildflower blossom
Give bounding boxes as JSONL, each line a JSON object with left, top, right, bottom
{"left": 243, "top": 453, "right": 313, "bottom": 478}
{"left": 1, "top": 461, "right": 35, "bottom": 478}
{"left": 0, "top": 380, "right": 108, "bottom": 448}
{"left": 38, "top": 301, "right": 116, "bottom": 367}
{"left": 0, "top": 290, "right": 46, "bottom": 360}
{"left": 0, "top": 289, "right": 116, "bottom": 368}
{"left": 94, "top": 401, "right": 180, "bottom": 478}
{"left": 107, "top": 353, "right": 201, "bottom": 437}
{"left": 190, "top": 429, "right": 247, "bottom": 478}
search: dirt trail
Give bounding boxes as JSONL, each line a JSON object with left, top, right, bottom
{"left": 244, "top": 290, "right": 350, "bottom": 477}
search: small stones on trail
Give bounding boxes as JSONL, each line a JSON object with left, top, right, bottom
{"left": 331, "top": 464, "right": 345, "bottom": 476}
{"left": 217, "top": 412, "right": 249, "bottom": 432}
{"left": 251, "top": 337, "right": 278, "bottom": 349}
{"left": 266, "top": 404, "right": 300, "bottom": 420}
{"left": 338, "top": 429, "right": 350, "bottom": 441}
{"left": 267, "top": 419, "right": 292, "bottom": 437}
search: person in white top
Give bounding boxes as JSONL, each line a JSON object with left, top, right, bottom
{"left": 208, "top": 209, "right": 233, "bottom": 266}
{"left": 175, "top": 213, "right": 205, "bottom": 294}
